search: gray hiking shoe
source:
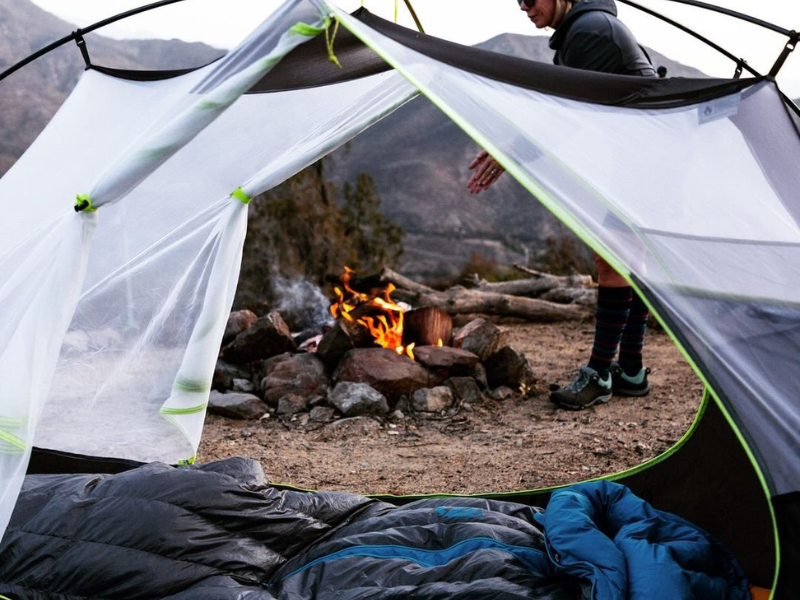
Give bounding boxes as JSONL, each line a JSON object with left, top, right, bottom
{"left": 610, "top": 362, "right": 651, "bottom": 397}
{"left": 550, "top": 366, "right": 612, "bottom": 410}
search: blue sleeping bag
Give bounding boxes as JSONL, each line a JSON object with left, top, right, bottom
{"left": 534, "top": 481, "right": 750, "bottom": 600}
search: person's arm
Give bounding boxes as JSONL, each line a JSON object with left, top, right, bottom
{"left": 467, "top": 150, "right": 505, "bottom": 194}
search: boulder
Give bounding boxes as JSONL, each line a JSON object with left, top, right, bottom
{"left": 328, "top": 382, "right": 389, "bottom": 417}
{"left": 223, "top": 309, "right": 258, "bottom": 346}
{"left": 452, "top": 318, "right": 504, "bottom": 361}
{"left": 411, "top": 386, "right": 454, "bottom": 413}
{"left": 333, "top": 348, "right": 439, "bottom": 405}
{"left": 208, "top": 391, "right": 267, "bottom": 420}
{"left": 222, "top": 311, "right": 297, "bottom": 364}
{"left": 260, "top": 352, "right": 329, "bottom": 407}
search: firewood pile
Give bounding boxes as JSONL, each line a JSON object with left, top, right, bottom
{"left": 209, "top": 267, "right": 595, "bottom": 424}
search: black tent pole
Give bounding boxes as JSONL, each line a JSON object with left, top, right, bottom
{"left": 617, "top": 0, "right": 761, "bottom": 78}
{"left": 618, "top": 0, "right": 798, "bottom": 79}
{"left": 648, "top": 0, "right": 792, "bottom": 37}
{"left": 0, "top": 0, "right": 190, "bottom": 83}
{"left": 0, "top": 0, "right": 796, "bottom": 83}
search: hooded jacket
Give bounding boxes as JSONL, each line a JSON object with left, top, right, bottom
{"left": 549, "top": 0, "right": 657, "bottom": 76}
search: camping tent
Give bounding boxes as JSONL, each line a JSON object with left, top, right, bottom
{"left": 0, "top": 0, "right": 797, "bottom": 597}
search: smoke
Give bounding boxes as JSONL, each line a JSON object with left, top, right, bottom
{"left": 272, "top": 275, "right": 334, "bottom": 333}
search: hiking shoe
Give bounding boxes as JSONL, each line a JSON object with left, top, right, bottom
{"left": 611, "top": 362, "right": 651, "bottom": 396}
{"left": 550, "top": 366, "right": 612, "bottom": 410}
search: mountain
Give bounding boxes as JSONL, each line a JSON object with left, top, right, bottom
{"left": 0, "top": 1, "right": 708, "bottom": 281}
{"left": 0, "top": 0, "right": 223, "bottom": 173}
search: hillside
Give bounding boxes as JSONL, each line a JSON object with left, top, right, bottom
{"left": 0, "top": 0, "right": 223, "bottom": 173}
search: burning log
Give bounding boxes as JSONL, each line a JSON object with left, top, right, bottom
{"left": 328, "top": 266, "right": 415, "bottom": 358}
{"left": 402, "top": 307, "right": 453, "bottom": 348}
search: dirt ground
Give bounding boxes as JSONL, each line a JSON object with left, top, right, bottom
{"left": 198, "top": 320, "right": 704, "bottom": 496}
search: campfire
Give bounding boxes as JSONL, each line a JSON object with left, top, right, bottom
{"left": 212, "top": 266, "right": 592, "bottom": 422}
{"left": 329, "top": 267, "right": 448, "bottom": 360}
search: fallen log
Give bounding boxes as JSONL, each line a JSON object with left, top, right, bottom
{"left": 398, "top": 287, "right": 591, "bottom": 322}
{"left": 349, "top": 267, "right": 436, "bottom": 296}
{"left": 467, "top": 273, "right": 594, "bottom": 298}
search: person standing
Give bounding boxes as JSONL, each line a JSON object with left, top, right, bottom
{"left": 467, "top": 0, "right": 655, "bottom": 410}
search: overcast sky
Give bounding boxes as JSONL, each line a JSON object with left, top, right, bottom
{"left": 28, "top": 0, "right": 800, "bottom": 95}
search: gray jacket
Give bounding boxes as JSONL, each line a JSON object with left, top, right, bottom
{"left": 549, "top": 0, "right": 657, "bottom": 77}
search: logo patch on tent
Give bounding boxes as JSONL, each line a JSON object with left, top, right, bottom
{"left": 698, "top": 93, "right": 740, "bottom": 124}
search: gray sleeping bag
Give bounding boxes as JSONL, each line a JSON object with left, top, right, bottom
{"left": 0, "top": 458, "right": 575, "bottom": 600}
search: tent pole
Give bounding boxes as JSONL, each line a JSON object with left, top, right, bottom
{"left": 0, "top": 0, "right": 190, "bottom": 83}
{"left": 617, "top": 0, "right": 762, "bottom": 78}
{"left": 653, "top": 0, "right": 793, "bottom": 37}
{"left": 768, "top": 32, "right": 799, "bottom": 78}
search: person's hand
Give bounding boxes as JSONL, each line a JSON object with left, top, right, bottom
{"left": 467, "top": 150, "right": 505, "bottom": 194}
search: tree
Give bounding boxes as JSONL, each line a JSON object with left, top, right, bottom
{"left": 340, "top": 172, "right": 404, "bottom": 273}
{"left": 234, "top": 161, "right": 404, "bottom": 311}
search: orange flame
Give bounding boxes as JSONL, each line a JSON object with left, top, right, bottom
{"left": 330, "top": 267, "right": 414, "bottom": 359}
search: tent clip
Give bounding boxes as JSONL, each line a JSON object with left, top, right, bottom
{"left": 74, "top": 194, "right": 97, "bottom": 213}
{"left": 733, "top": 59, "right": 746, "bottom": 79}
{"left": 768, "top": 30, "right": 798, "bottom": 78}
{"left": 73, "top": 29, "right": 92, "bottom": 70}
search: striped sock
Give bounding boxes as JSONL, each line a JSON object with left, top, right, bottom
{"left": 588, "top": 286, "right": 633, "bottom": 377}
{"left": 618, "top": 293, "right": 649, "bottom": 376}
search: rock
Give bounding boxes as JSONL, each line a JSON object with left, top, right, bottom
{"left": 412, "top": 346, "right": 480, "bottom": 373}
{"left": 277, "top": 393, "right": 310, "bottom": 415}
{"left": 316, "top": 319, "right": 375, "bottom": 366}
{"left": 308, "top": 394, "right": 327, "bottom": 408}
{"left": 329, "top": 381, "right": 389, "bottom": 417}
{"left": 309, "top": 406, "right": 336, "bottom": 422}
{"left": 208, "top": 391, "right": 268, "bottom": 420}
{"left": 446, "top": 377, "right": 485, "bottom": 405}
{"left": 261, "top": 353, "right": 329, "bottom": 408}
{"left": 333, "top": 348, "right": 440, "bottom": 405}
{"left": 223, "top": 309, "right": 258, "bottom": 346}
{"left": 212, "top": 360, "right": 251, "bottom": 392}
{"left": 471, "top": 362, "right": 489, "bottom": 390}
{"left": 484, "top": 346, "right": 535, "bottom": 388}
{"left": 395, "top": 396, "right": 411, "bottom": 414}
{"left": 411, "top": 386, "right": 454, "bottom": 413}
{"left": 489, "top": 386, "right": 515, "bottom": 401}
{"left": 222, "top": 311, "right": 297, "bottom": 364}
{"left": 452, "top": 318, "right": 504, "bottom": 361}
{"left": 232, "top": 378, "right": 255, "bottom": 393}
